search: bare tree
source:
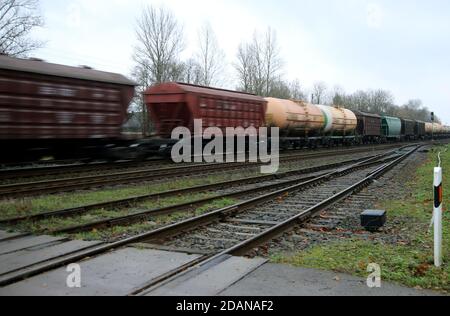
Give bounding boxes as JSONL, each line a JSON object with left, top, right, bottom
{"left": 369, "top": 89, "right": 394, "bottom": 114}
{"left": 235, "top": 42, "right": 254, "bottom": 92}
{"left": 234, "top": 28, "right": 283, "bottom": 97}
{"left": 263, "top": 28, "right": 283, "bottom": 96}
{"left": 133, "top": 5, "right": 185, "bottom": 86}
{"left": 0, "top": 0, "right": 44, "bottom": 56}
{"left": 332, "top": 85, "right": 346, "bottom": 106}
{"left": 131, "top": 60, "right": 152, "bottom": 136}
{"left": 268, "top": 79, "right": 291, "bottom": 99}
{"left": 132, "top": 5, "right": 185, "bottom": 135}
{"left": 289, "top": 79, "right": 307, "bottom": 101}
{"left": 195, "top": 23, "right": 225, "bottom": 86}
{"left": 311, "top": 81, "right": 328, "bottom": 104}
{"left": 182, "top": 58, "right": 202, "bottom": 85}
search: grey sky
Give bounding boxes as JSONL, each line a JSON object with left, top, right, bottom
{"left": 31, "top": 0, "right": 450, "bottom": 124}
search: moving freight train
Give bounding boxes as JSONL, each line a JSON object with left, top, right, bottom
{"left": 0, "top": 55, "right": 448, "bottom": 162}
{"left": 144, "top": 82, "right": 449, "bottom": 154}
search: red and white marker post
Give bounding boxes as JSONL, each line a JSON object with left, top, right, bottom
{"left": 433, "top": 166, "right": 443, "bottom": 267}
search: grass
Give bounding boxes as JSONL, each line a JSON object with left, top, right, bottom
{"left": 70, "top": 197, "right": 236, "bottom": 241}
{"left": 272, "top": 145, "right": 450, "bottom": 292}
{"left": 0, "top": 174, "right": 250, "bottom": 221}
{"left": 13, "top": 192, "right": 218, "bottom": 233}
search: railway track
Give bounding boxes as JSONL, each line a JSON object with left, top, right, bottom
{"left": 0, "top": 145, "right": 406, "bottom": 199}
{"left": 0, "top": 154, "right": 381, "bottom": 227}
{"left": 37, "top": 155, "right": 402, "bottom": 236}
{"left": 0, "top": 145, "right": 420, "bottom": 288}
{"left": 0, "top": 143, "right": 408, "bottom": 181}
{"left": 0, "top": 158, "right": 168, "bottom": 181}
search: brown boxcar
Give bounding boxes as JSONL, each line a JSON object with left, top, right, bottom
{"left": 353, "top": 111, "right": 381, "bottom": 141}
{"left": 0, "top": 55, "right": 136, "bottom": 161}
{"left": 144, "top": 82, "right": 267, "bottom": 138}
{"left": 401, "top": 119, "right": 415, "bottom": 138}
{"left": 415, "top": 121, "right": 426, "bottom": 138}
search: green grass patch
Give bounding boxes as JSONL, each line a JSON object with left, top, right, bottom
{"left": 13, "top": 192, "right": 218, "bottom": 233}
{"left": 70, "top": 197, "right": 236, "bottom": 241}
{"left": 0, "top": 173, "right": 252, "bottom": 221}
{"left": 272, "top": 145, "right": 450, "bottom": 292}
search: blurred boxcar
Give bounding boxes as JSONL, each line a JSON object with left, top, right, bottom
{"left": 381, "top": 116, "right": 402, "bottom": 140}
{"left": 0, "top": 55, "right": 136, "bottom": 161}
{"left": 401, "top": 119, "right": 415, "bottom": 140}
{"left": 145, "top": 82, "right": 267, "bottom": 138}
{"left": 353, "top": 111, "right": 382, "bottom": 143}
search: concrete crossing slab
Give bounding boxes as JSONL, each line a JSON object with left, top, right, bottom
{"left": 0, "top": 240, "right": 102, "bottom": 275}
{"left": 0, "top": 231, "right": 25, "bottom": 242}
{"left": 0, "top": 235, "right": 66, "bottom": 255}
{"left": 0, "top": 248, "right": 201, "bottom": 296}
{"left": 147, "top": 256, "right": 267, "bottom": 296}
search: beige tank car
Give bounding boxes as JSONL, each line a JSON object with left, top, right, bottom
{"left": 265, "top": 98, "right": 325, "bottom": 135}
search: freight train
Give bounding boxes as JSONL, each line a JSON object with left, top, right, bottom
{"left": 0, "top": 55, "right": 448, "bottom": 163}
{"left": 144, "top": 82, "right": 449, "bottom": 155}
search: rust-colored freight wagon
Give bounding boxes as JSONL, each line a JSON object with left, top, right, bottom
{"left": 353, "top": 111, "right": 382, "bottom": 143}
{"left": 145, "top": 82, "right": 267, "bottom": 138}
{"left": 415, "top": 121, "right": 426, "bottom": 139}
{"left": 401, "top": 119, "right": 416, "bottom": 139}
{"left": 0, "top": 55, "right": 136, "bottom": 161}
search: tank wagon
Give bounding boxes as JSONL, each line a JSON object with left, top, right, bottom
{"left": 424, "top": 122, "right": 450, "bottom": 138}
{"left": 265, "top": 98, "right": 324, "bottom": 137}
{"left": 315, "top": 105, "right": 357, "bottom": 136}
{"left": 264, "top": 98, "right": 357, "bottom": 148}
{"left": 0, "top": 55, "right": 136, "bottom": 162}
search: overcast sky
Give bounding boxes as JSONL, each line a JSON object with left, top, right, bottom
{"left": 31, "top": 0, "right": 450, "bottom": 124}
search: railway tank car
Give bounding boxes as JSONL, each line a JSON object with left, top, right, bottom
{"left": 265, "top": 98, "right": 324, "bottom": 137}
{"left": 264, "top": 98, "right": 357, "bottom": 148}
{"left": 315, "top": 105, "right": 357, "bottom": 136}
{"left": 0, "top": 55, "right": 137, "bottom": 162}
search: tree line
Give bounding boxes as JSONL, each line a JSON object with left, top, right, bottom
{"left": 0, "top": 2, "right": 440, "bottom": 132}
{"left": 130, "top": 5, "right": 439, "bottom": 131}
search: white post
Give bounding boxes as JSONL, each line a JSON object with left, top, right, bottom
{"left": 434, "top": 167, "right": 443, "bottom": 268}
